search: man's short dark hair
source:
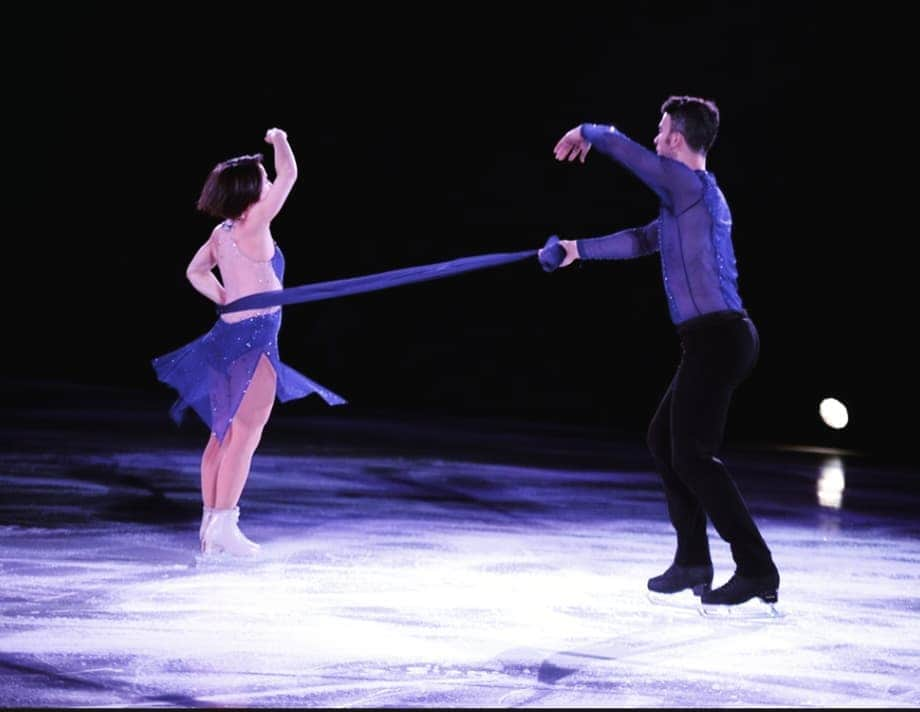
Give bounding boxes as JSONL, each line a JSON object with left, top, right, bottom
{"left": 661, "top": 96, "right": 720, "bottom": 155}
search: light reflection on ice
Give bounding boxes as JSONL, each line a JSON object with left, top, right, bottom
{"left": 817, "top": 456, "right": 846, "bottom": 509}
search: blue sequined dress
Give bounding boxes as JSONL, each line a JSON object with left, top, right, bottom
{"left": 152, "top": 238, "right": 345, "bottom": 443}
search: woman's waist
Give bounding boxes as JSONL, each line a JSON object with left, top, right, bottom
{"left": 219, "top": 305, "right": 281, "bottom": 324}
{"left": 223, "top": 280, "right": 283, "bottom": 302}
{"left": 215, "top": 307, "right": 282, "bottom": 329}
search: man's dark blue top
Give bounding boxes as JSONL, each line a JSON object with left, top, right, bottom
{"left": 577, "top": 123, "right": 744, "bottom": 326}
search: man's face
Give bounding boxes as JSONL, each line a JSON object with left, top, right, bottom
{"left": 654, "top": 113, "right": 678, "bottom": 159}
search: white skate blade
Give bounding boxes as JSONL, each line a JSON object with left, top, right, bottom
{"left": 699, "top": 597, "right": 784, "bottom": 620}
{"left": 193, "top": 549, "right": 260, "bottom": 569}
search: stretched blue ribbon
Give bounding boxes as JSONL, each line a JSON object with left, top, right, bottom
{"left": 218, "top": 239, "right": 561, "bottom": 314}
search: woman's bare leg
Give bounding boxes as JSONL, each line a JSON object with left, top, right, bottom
{"left": 200, "top": 434, "right": 222, "bottom": 508}
{"left": 213, "top": 355, "right": 277, "bottom": 509}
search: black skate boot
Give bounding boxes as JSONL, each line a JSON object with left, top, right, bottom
{"left": 701, "top": 570, "right": 780, "bottom": 607}
{"left": 647, "top": 563, "right": 714, "bottom": 596}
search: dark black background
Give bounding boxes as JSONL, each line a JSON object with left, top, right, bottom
{"left": 5, "top": 4, "right": 914, "bottom": 462}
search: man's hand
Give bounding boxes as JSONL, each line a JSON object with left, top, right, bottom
{"left": 557, "top": 239, "right": 578, "bottom": 267}
{"left": 554, "top": 126, "right": 591, "bottom": 163}
{"left": 538, "top": 235, "right": 579, "bottom": 271}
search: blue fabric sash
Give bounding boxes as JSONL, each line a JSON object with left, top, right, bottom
{"left": 218, "top": 248, "right": 545, "bottom": 314}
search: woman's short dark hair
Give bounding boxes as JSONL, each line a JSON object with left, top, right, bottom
{"left": 661, "top": 96, "right": 720, "bottom": 155}
{"left": 196, "top": 153, "right": 265, "bottom": 219}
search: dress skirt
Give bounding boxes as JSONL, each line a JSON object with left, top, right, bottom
{"left": 152, "top": 311, "right": 345, "bottom": 442}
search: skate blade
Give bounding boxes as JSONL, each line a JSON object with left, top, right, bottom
{"left": 193, "top": 550, "right": 260, "bottom": 569}
{"left": 698, "top": 598, "right": 784, "bottom": 620}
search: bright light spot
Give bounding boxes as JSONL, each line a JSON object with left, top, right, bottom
{"left": 817, "top": 456, "right": 845, "bottom": 509}
{"left": 819, "top": 397, "right": 849, "bottom": 430}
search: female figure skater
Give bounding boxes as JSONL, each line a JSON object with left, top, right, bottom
{"left": 152, "top": 128, "right": 345, "bottom": 557}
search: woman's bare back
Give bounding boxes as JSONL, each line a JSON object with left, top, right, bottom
{"left": 214, "top": 220, "right": 282, "bottom": 323}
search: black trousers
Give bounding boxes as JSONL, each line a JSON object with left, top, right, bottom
{"left": 646, "top": 310, "right": 776, "bottom": 578}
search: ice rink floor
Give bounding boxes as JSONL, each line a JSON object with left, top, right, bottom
{"left": 1, "top": 388, "right": 918, "bottom": 707}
